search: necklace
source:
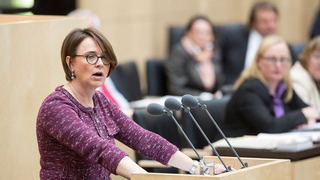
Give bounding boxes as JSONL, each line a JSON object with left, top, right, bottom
{"left": 67, "top": 83, "right": 94, "bottom": 107}
{"left": 67, "top": 83, "right": 81, "bottom": 102}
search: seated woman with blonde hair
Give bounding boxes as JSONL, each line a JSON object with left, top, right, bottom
{"left": 291, "top": 36, "right": 320, "bottom": 112}
{"left": 224, "top": 35, "right": 320, "bottom": 137}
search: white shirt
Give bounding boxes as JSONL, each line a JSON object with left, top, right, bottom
{"left": 244, "top": 30, "right": 263, "bottom": 69}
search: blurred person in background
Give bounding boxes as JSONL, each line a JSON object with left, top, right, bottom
{"left": 224, "top": 35, "right": 319, "bottom": 137}
{"left": 291, "top": 36, "right": 320, "bottom": 112}
{"left": 220, "top": 1, "right": 278, "bottom": 85}
{"left": 166, "top": 15, "right": 224, "bottom": 100}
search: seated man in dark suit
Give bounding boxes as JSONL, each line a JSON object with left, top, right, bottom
{"left": 220, "top": 1, "right": 278, "bottom": 85}
{"left": 310, "top": 6, "right": 320, "bottom": 39}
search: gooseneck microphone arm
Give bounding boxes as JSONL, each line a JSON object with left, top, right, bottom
{"left": 147, "top": 103, "right": 203, "bottom": 161}
{"left": 182, "top": 95, "right": 248, "bottom": 169}
{"left": 165, "top": 98, "right": 231, "bottom": 172}
{"left": 183, "top": 105, "right": 232, "bottom": 172}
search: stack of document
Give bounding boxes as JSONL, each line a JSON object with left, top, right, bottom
{"left": 257, "top": 133, "right": 313, "bottom": 152}
{"left": 213, "top": 133, "right": 314, "bottom": 152}
{"left": 212, "top": 136, "right": 279, "bottom": 150}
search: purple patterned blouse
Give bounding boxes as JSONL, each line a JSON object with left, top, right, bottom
{"left": 36, "top": 86, "right": 178, "bottom": 179}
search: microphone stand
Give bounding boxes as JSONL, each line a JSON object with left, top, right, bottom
{"left": 199, "top": 103, "right": 248, "bottom": 168}
{"left": 183, "top": 105, "right": 232, "bottom": 172}
{"left": 163, "top": 108, "right": 203, "bottom": 161}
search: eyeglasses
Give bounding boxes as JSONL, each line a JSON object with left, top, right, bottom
{"left": 73, "top": 54, "right": 110, "bottom": 65}
{"left": 261, "top": 56, "right": 291, "bottom": 64}
{"left": 311, "top": 54, "right": 320, "bottom": 60}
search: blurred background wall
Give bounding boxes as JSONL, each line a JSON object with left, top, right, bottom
{"left": 77, "top": 0, "right": 320, "bottom": 92}
{"left": 0, "top": 15, "right": 87, "bottom": 179}
{"left": 1, "top": 0, "right": 318, "bottom": 93}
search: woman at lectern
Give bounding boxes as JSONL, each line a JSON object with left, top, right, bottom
{"left": 36, "top": 28, "right": 226, "bottom": 179}
{"left": 224, "top": 35, "right": 320, "bottom": 137}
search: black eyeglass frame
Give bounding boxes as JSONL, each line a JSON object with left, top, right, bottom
{"left": 73, "top": 54, "right": 111, "bottom": 65}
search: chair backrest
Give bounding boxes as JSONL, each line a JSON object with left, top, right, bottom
{"left": 110, "top": 61, "right": 142, "bottom": 102}
{"left": 133, "top": 109, "right": 181, "bottom": 147}
{"left": 168, "top": 25, "right": 185, "bottom": 55}
{"left": 289, "top": 43, "right": 306, "bottom": 65}
{"left": 181, "top": 95, "right": 231, "bottom": 148}
{"left": 146, "top": 58, "right": 168, "bottom": 96}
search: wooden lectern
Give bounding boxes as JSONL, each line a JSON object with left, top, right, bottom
{"left": 131, "top": 156, "right": 291, "bottom": 180}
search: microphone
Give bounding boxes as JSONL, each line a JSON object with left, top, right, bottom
{"left": 182, "top": 94, "right": 248, "bottom": 169}
{"left": 165, "top": 98, "right": 231, "bottom": 172}
{"left": 147, "top": 103, "right": 172, "bottom": 116}
{"left": 147, "top": 103, "right": 203, "bottom": 161}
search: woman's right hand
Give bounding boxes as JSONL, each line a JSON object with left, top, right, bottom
{"left": 196, "top": 50, "right": 213, "bottom": 63}
{"left": 116, "top": 156, "right": 147, "bottom": 179}
{"left": 301, "top": 106, "right": 320, "bottom": 125}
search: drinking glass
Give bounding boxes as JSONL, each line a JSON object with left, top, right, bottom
{"left": 200, "top": 159, "right": 215, "bottom": 176}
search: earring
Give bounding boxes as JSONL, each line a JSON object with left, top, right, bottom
{"left": 71, "top": 72, "right": 75, "bottom": 80}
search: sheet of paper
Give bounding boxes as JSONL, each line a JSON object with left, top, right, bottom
{"left": 213, "top": 132, "right": 315, "bottom": 151}
{"left": 258, "top": 131, "right": 320, "bottom": 142}
{"left": 213, "top": 137, "right": 279, "bottom": 150}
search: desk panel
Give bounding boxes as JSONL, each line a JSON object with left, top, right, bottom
{"left": 291, "top": 156, "right": 320, "bottom": 180}
{"left": 214, "top": 145, "right": 320, "bottom": 180}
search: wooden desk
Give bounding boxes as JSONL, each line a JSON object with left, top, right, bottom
{"left": 215, "top": 145, "right": 320, "bottom": 180}
{"left": 132, "top": 156, "right": 291, "bottom": 180}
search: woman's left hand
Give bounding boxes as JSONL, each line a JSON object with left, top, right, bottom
{"left": 214, "top": 164, "right": 227, "bottom": 174}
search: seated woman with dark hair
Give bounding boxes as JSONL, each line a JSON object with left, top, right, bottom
{"left": 291, "top": 36, "right": 320, "bottom": 112}
{"left": 224, "top": 35, "right": 320, "bottom": 137}
{"left": 166, "top": 15, "right": 224, "bottom": 99}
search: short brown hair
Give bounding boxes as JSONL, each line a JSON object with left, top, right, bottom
{"left": 185, "top": 15, "right": 215, "bottom": 34}
{"left": 184, "top": 15, "right": 217, "bottom": 48}
{"left": 248, "top": 1, "right": 278, "bottom": 27}
{"left": 299, "top": 36, "right": 320, "bottom": 70}
{"left": 61, "top": 28, "right": 118, "bottom": 81}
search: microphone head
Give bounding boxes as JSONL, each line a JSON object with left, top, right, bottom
{"left": 164, "top": 98, "right": 182, "bottom": 111}
{"left": 181, "top": 94, "right": 199, "bottom": 108}
{"left": 147, "top": 103, "right": 165, "bottom": 115}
